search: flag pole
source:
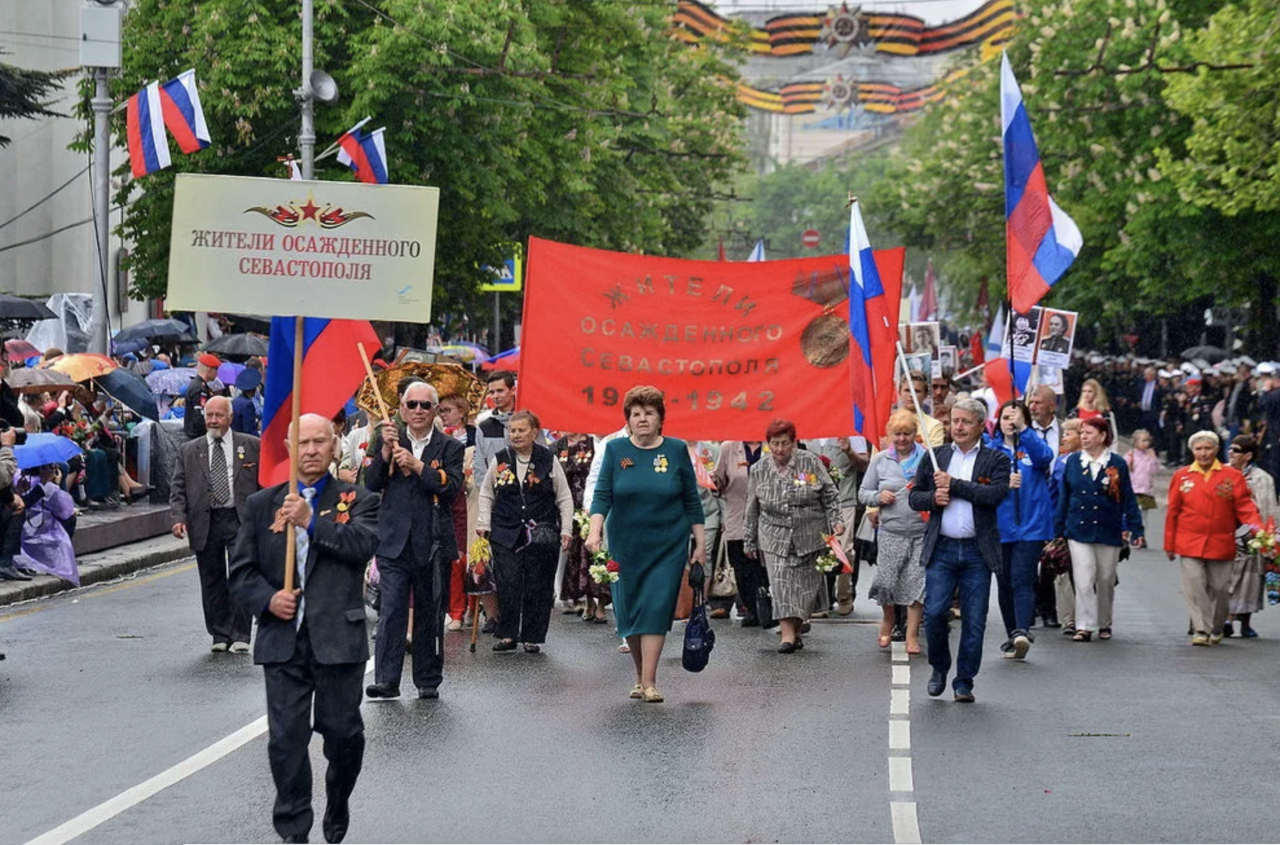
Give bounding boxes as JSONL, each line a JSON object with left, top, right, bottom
{"left": 283, "top": 315, "right": 305, "bottom": 592}
{"left": 895, "top": 340, "right": 939, "bottom": 470}
{"left": 357, "top": 342, "right": 391, "bottom": 423}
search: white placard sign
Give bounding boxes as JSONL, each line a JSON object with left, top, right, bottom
{"left": 165, "top": 173, "right": 440, "bottom": 322}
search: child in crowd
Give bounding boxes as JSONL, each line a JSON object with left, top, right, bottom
{"left": 1125, "top": 428, "right": 1160, "bottom": 511}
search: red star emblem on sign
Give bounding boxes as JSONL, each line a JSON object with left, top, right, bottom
{"left": 298, "top": 195, "right": 320, "bottom": 221}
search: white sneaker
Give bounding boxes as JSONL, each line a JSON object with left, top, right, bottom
{"left": 447, "top": 620, "right": 463, "bottom": 632}
{"left": 210, "top": 642, "right": 229, "bottom": 653}
{"left": 229, "top": 641, "right": 250, "bottom": 654}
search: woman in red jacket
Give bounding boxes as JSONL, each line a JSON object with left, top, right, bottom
{"left": 1165, "top": 430, "right": 1262, "bottom": 646}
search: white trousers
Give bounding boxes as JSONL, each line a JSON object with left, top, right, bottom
{"left": 1068, "top": 540, "right": 1120, "bottom": 633}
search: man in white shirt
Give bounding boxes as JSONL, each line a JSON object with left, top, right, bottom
{"left": 907, "top": 399, "right": 1011, "bottom": 703}
{"left": 1027, "top": 386, "right": 1062, "bottom": 458}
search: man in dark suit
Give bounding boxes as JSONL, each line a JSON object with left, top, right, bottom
{"left": 909, "top": 398, "right": 1011, "bottom": 703}
{"left": 171, "top": 395, "right": 261, "bottom": 653}
{"left": 364, "top": 381, "right": 464, "bottom": 700}
{"left": 1134, "top": 365, "right": 1163, "bottom": 437}
{"left": 229, "top": 413, "right": 379, "bottom": 844}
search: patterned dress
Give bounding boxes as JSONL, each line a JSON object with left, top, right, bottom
{"left": 554, "top": 435, "right": 608, "bottom": 604}
{"left": 744, "top": 450, "right": 842, "bottom": 620}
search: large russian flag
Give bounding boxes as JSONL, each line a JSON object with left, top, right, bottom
{"left": 157, "top": 69, "right": 211, "bottom": 155}
{"left": 336, "top": 122, "right": 389, "bottom": 184}
{"left": 126, "top": 82, "right": 171, "bottom": 178}
{"left": 260, "top": 317, "right": 380, "bottom": 487}
{"left": 848, "top": 200, "right": 904, "bottom": 442}
{"left": 1001, "top": 53, "right": 1082, "bottom": 314}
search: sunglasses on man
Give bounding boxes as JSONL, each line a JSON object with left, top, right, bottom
{"left": 404, "top": 400, "right": 434, "bottom": 410}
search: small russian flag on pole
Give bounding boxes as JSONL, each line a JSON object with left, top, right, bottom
{"left": 336, "top": 119, "right": 389, "bottom": 184}
{"left": 1001, "top": 52, "right": 1082, "bottom": 314}
{"left": 125, "top": 69, "right": 211, "bottom": 179}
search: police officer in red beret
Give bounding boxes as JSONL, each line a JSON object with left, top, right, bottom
{"left": 184, "top": 352, "right": 230, "bottom": 440}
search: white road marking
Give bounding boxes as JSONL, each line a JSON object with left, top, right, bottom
{"left": 892, "top": 801, "right": 923, "bottom": 844}
{"left": 23, "top": 656, "right": 376, "bottom": 845}
{"left": 891, "top": 687, "right": 910, "bottom": 715}
{"left": 892, "top": 664, "right": 910, "bottom": 685}
{"left": 889, "top": 718, "right": 911, "bottom": 750}
{"left": 889, "top": 756, "right": 915, "bottom": 792}
{"left": 891, "top": 641, "right": 908, "bottom": 662}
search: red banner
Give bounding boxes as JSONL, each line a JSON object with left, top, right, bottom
{"left": 519, "top": 237, "right": 905, "bottom": 441}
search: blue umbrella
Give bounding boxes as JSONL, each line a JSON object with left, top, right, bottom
{"left": 146, "top": 367, "right": 197, "bottom": 396}
{"left": 14, "top": 433, "right": 82, "bottom": 470}
{"left": 95, "top": 369, "right": 160, "bottom": 421}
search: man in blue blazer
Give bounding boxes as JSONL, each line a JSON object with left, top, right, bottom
{"left": 364, "top": 381, "right": 464, "bottom": 701}
{"left": 909, "top": 398, "right": 1011, "bottom": 703}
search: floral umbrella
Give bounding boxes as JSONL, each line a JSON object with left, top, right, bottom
{"left": 145, "top": 367, "right": 198, "bottom": 396}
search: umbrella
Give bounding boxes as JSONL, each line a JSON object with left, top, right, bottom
{"left": 480, "top": 346, "right": 520, "bottom": 372}
{"left": 94, "top": 369, "right": 159, "bottom": 421}
{"left": 47, "top": 353, "right": 117, "bottom": 382}
{"left": 146, "top": 367, "right": 198, "bottom": 396}
{"left": 7, "top": 367, "right": 77, "bottom": 395}
{"left": 217, "top": 361, "right": 246, "bottom": 387}
{"left": 1180, "top": 345, "right": 1228, "bottom": 364}
{"left": 204, "top": 333, "right": 268, "bottom": 357}
{"left": 112, "top": 318, "right": 198, "bottom": 346}
{"left": 5, "top": 339, "right": 41, "bottom": 360}
{"left": 0, "top": 294, "right": 56, "bottom": 321}
{"left": 14, "top": 432, "right": 82, "bottom": 470}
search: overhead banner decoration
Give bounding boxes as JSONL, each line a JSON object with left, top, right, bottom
{"left": 165, "top": 173, "right": 440, "bottom": 321}
{"left": 737, "top": 74, "right": 958, "bottom": 116}
{"left": 520, "top": 237, "right": 905, "bottom": 441}
{"left": 673, "top": 0, "right": 1015, "bottom": 59}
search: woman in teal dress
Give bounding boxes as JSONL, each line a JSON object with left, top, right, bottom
{"left": 587, "top": 385, "right": 706, "bottom": 703}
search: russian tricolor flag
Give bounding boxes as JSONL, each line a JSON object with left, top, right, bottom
{"left": 126, "top": 69, "right": 210, "bottom": 179}
{"left": 259, "top": 317, "right": 381, "bottom": 487}
{"left": 1001, "top": 53, "right": 1082, "bottom": 314}
{"left": 847, "top": 200, "right": 903, "bottom": 441}
{"left": 336, "top": 120, "right": 389, "bottom": 184}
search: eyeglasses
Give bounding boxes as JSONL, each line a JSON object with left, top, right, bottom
{"left": 1228, "top": 446, "right": 1245, "bottom": 453}
{"left": 404, "top": 400, "right": 434, "bottom": 410}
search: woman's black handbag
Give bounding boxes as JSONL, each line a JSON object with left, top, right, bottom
{"left": 682, "top": 581, "right": 715, "bottom": 672}
{"left": 756, "top": 585, "right": 778, "bottom": 630}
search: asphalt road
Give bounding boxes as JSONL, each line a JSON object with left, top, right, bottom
{"left": 4, "top": 521, "right": 1280, "bottom": 844}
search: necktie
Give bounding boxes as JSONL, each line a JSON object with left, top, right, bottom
{"left": 294, "top": 486, "right": 317, "bottom": 630}
{"left": 210, "top": 436, "right": 231, "bottom": 507}
{"left": 1142, "top": 382, "right": 1154, "bottom": 412}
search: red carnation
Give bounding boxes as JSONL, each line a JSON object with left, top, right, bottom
{"left": 606, "top": 560, "right": 620, "bottom": 573}
{"left": 819, "top": 454, "right": 832, "bottom": 469}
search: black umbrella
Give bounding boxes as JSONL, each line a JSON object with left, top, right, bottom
{"left": 203, "top": 333, "right": 268, "bottom": 357}
{"left": 0, "top": 294, "right": 56, "bottom": 321}
{"left": 94, "top": 368, "right": 159, "bottom": 421}
{"left": 112, "top": 318, "right": 198, "bottom": 346}
{"left": 1180, "top": 345, "right": 1228, "bottom": 364}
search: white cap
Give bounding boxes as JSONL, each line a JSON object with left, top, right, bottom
{"left": 1258, "top": 362, "right": 1277, "bottom": 376}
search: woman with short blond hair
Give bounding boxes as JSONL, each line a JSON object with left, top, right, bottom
{"left": 859, "top": 409, "right": 928, "bottom": 653}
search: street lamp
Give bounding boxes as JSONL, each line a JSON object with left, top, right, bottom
{"left": 81, "top": 0, "right": 123, "bottom": 355}
{"left": 296, "top": 0, "right": 339, "bottom": 180}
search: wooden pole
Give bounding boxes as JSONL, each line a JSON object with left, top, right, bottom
{"left": 283, "top": 315, "right": 305, "bottom": 592}
{"left": 357, "top": 342, "right": 391, "bottom": 422}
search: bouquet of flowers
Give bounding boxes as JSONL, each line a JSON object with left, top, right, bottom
{"left": 814, "top": 549, "right": 841, "bottom": 574}
{"left": 573, "top": 508, "right": 591, "bottom": 540}
{"left": 1248, "top": 518, "right": 1278, "bottom": 559}
{"left": 468, "top": 536, "right": 493, "bottom": 577}
{"left": 588, "top": 548, "right": 621, "bottom": 584}
{"left": 54, "top": 419, "right": 95, "bottom": 447}
{"left": 827, "top": 465, "right": 844, "bottom": 484}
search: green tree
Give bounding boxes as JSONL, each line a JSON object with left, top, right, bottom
{"left": 102, "top": 0, "right": 746, "bottom": 322}
{"left": 0, "top": 51, "right": 71, "bottom": 147}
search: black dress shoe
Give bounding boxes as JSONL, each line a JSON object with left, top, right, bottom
{"left": 778, "top": 641, "right": 797, "bottom": 654}
{"left": 280, "top": 835, "right": 308, "bottom": 843}
{"left": 927, "top": 670, "right": 946, "bottom": 697}
{"left": 492, "top": 639, "right": 517, "bottom": 652}
{"left": 0, "top": 565, "right": 33, "bottom": 581}
{"left": 322, "top": 797, "right": 349, "bottom": 843}
{"left": 953, "top": 689, "right": 976, "bottom": 703}
{"left": 417, "top": 687, "right": 439, "bottom": 699}
{"left": 364, "top": 682, "right": 400, "bottom": 699}
{"left": 740, "top": 616, "right": 760, "bottom": 628}
{"left": 481, "top": 618, "right": 497, "bottom": 634}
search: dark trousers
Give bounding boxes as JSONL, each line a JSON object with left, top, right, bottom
{"left": 374, "top": 537, "right": 447, "bottom": 690}
{"left": 195, "top": 508, "right": 251, "bottom": 644}
{"left": 493, "top": 541, "right": 559, "bottom": 644}
{"left": 264, "top": 623, "right": 365, "bottom": 841}
{"left": 0, "top": 502, "right": 23, "bottom": 563}
{"left": 725, "top": 539, "right": 768, "bottom": 621}
{"left": 924, "top": 538, "right": 992, "bottom": 693}
{"left": 1036, "top": 558, "right": 1058, "bottom": 622}
{"left": 996, "top": 540, "right": 1042, "bottom": 637}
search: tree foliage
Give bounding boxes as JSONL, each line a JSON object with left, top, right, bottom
{"left": 104, "top": 0, "right": 747, "bottom": 323}
{"left": 0, "top": 51, "right": 72, "bottom": 147}
{"left": 865, "top": 0, "right": 1280, "bottom": 349}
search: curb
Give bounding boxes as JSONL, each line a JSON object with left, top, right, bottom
{"left": 0, "top": 536, "right": 193, "bottom": 608}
